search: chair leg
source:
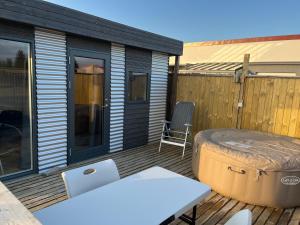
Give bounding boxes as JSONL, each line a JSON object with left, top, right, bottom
{"left": 158, "top": 140, "right": 162, "bottom": 153}
{"left": 0, "top": 160, "right": 4, "bottom": 175}
{"left": 182, "top": 144, "right": 186, "bottom": 159}
{"left": 158, "top": 123, "right": 167, "bottom": 153}
{"left": 182, "top": 126, "right": 190, "bottom": 158}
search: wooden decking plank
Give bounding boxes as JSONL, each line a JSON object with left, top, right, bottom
{"left": 5, "top": 144, "right": 185, "bottom": 189}
{"left": 119, "top": 151, "right": 192, "bottom": 177}
{"left": 195, "top": 197, "right": 231, "bottom": 224}
{"left": 216, "top": 201, "right": 247, "bottom": 224}
{"left": 13, "top": 175, "right": 63, "bottom": 198}
{"left": 119, "top": 149, "right": 189, "bottom": 176}
{"left": 288, "top": 207, "right": 300, "bottom": 225}
{"left": 251, "top": 206, "right": 266, "bottom": 224}
{"left": 30, "top": 195, "right": 68, "bottom": 212}
{"left": 10, "top": 145, "right": 184, "bottom": 199}
{"left": 19, "top": 184, "right": 65, "bottom": 204}
{"left": 24, "top": 190, "right": 66, "bottom": 210}
{"left": 9, "top": 144, "right": 167, "bottom": 194}
{"left": 5, "top": 143, "right": 159, "bottom": 187}
{"left": 265, "top": 208, "right": 284, "bottom": 225}
{"left": 119, "top": 150, "right": 191, "bottom": 176}
{"left": 254, "top": 207, "right": 274, "bottom": 225}
{"left": 176, "top": 194, "right": 227, "bottom": 225}
{"left": 171, "top": 193, "right": 222, "bottom": 225}
{"left": 203, "top": 199, "right": 239, "bottom": 225}
{"left": 277, "top": 208, "right": 296, "bottom": 225}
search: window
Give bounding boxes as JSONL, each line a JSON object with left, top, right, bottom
{"left": 128, "top": 72, "right": 148, "bottom": 102}
{"left": 0, "top": 39, "right": 32, "bottom": 177}
{"left": 74, "top": 56, "right": 105, "bottom": 149}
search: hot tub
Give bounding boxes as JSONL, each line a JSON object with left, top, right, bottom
{"left": 192, "top": 128, "right": 300, "bottom": 208}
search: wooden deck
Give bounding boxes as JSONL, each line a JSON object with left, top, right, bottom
{"left": 3, "top": 143, "right": 300, "bottom": 225}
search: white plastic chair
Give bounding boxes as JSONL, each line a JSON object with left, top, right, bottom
{"left": 61, "top": 159, "right": 120, "bottom": 198}
{"left": 224, "top": 209, "right": 252, "bottom": 225}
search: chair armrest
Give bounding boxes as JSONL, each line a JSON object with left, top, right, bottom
{"left": 184, "top": 123, "right": 192, "bottom": 127}
{"left": 161, "top": 120, "right": 171, "bottom": 124}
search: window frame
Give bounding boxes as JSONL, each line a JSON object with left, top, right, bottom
{"left": 0, "top": 36, "right": 36, "bottom": 180}
{"left": 127, "top": 71, "right": 149, "bottom": 104}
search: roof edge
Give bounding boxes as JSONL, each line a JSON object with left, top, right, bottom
{"left": 186, "top": 34, "right": 300, "bottom": 47}
{"left": 0, "top": 0, "right": 183, "bottom": 55}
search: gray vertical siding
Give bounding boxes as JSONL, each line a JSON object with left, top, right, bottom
{"left": 35, "top": 28, "right": 67, "bottom": 172}
{"left": 110, "top": 43, "right": 125, "bottom": 152}
{"left": 148, "top": 52, "right": 169, "bottom": 142}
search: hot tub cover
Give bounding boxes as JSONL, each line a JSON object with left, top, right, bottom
{"left": 193, "top": 128, "right": 300, "bottom": 172}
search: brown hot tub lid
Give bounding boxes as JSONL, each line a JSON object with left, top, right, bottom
{"left": 193, "top": 128, "right": 300, "bottom": 171}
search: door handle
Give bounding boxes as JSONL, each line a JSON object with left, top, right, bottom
{"left": 102, "top": 104, "right": 109, "bottom": 109}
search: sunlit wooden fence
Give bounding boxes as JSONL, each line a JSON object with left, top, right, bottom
{"left": 176, "top": 74, "right": 300, "bottom": 138}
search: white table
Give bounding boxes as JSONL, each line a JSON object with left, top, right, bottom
{"left": 34, "top": 166, "right": 211, "bottom": 225}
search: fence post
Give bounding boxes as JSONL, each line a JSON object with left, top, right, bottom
{"left": 236, "top": 54, "right": 250, "bottom": 129}
{"left": 169, "top": 55, "right": 180, "bottom": 118}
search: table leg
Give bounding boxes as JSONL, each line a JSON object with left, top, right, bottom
{"left": 192, "top": 205, "right": 197, "bottom": 225}
{"left": 160, "top": 215, "right": 175, "bottom": 225}
{"left": 179, "top": 205, "right": 197, "bottom": 225}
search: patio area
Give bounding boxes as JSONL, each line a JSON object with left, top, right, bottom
{"left": 3, "top": 143, "right": 299, "bottom": 225}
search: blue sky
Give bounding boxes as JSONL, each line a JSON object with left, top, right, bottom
{"left": 45, "top": 0, "right": 299, "bottom": 42}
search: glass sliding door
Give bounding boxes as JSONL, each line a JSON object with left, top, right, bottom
{"left": 69, "top": 50, "right": 109, "bottom": 162}
{"left": 0, "top": 39, "right": 32, "bottom": 177}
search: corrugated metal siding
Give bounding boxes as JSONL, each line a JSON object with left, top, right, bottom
{"left": 35, "top": 28, "right": 67, "bottom": 172}
{"left": 110, "top": 43, "right": 125, "bottom": 152}
{"left": 148, "top": 52, "right": 169, "bottom": 142}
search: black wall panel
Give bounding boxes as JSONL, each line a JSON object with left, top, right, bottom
{"left": 0, "top": 19, "right": 34, "bottom": 41}
{"left": 124, "top": 47, "right": 152, "bottom": 149}
{"left": 67, "top": 35, "right": 110, "bottom": 54}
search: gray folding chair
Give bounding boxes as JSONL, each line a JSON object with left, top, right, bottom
{"left": 159, "top": 101, "right": 195, "bottom": 158}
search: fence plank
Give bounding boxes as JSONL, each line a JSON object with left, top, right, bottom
{"left": 176, "top": 75, "right": 239, "bottom": 135}
{"left": 176, "top": 74, "right": 300, "bottom": 139}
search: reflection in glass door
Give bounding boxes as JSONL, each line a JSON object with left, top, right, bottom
{"left": 70, "top": 52, "right": 109, "bottom": 162}
{"left": 0, "top": 39, "right": 32, "bottom": 177}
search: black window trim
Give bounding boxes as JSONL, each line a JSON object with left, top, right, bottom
{"left": 0, "top": 36, "right": 36, "bottom": 180}
{"left": 127, "top": 71, "right": 149, "bottom": 104}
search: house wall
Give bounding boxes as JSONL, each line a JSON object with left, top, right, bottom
{"left": 35, "top": 28, "right": 68, "bottom": 172}
{"left": 0, "top": 19, "right": 171, "bottom": 176}
{"left": 110, "top": 43, "right": 125, "bottom": 152}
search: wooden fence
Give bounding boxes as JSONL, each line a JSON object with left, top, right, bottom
{"left": 176, "top": 74, "right": 300, "bottom": 138}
